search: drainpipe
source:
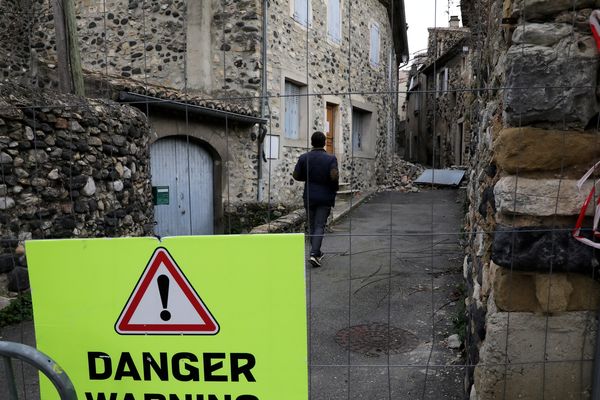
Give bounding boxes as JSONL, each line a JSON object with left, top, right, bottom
{"left": 257, "top": 0, "right": 269, "bottom": 202}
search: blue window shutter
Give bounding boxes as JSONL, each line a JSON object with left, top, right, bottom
{"left": 285, "top": 82, "right": 300, "bottom": 139}
{"left": 294, "top": 0, "right": 309, "bottom": 26}
{"left": 328, "top": 0, "right": 341, "bottom": 42}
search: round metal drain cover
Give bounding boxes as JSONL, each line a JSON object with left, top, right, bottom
{"left": 335, "top": 323, "right": 419, "bottom": 357}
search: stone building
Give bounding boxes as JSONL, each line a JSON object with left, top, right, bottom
{"left": 0, "top": 0, "right": 409, "bottom": 235}
{"left": 462, "top": 0, "right": 600, "bottom": 398}
{"left": 396, "top": 69, "right": 409, "bottom": 156}
{"left": 405, "top": 18, "right": 472, "bottom": 167}
{"left": 257, "top": 0, "right": 409, "bottom": 203}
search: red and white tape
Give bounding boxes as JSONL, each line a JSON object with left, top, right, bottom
{"left": 573, "top": 14, "right": 600, "bottom": 248}
{"left": 591, "top": 10, "right": 600, "bottom": 51}
{"left": 573, "top": 161, "right": 600, "bottom": 249}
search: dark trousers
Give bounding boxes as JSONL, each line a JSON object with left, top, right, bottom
{"left": 307, "top": 205, "right": 331, "bottom": 257}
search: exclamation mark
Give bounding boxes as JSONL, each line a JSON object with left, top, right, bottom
{"left": 157, "top": 274, "right": 171, "bottom": 321}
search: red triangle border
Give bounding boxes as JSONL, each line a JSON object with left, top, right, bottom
{"left": 115, "top": 247, "right": 219, "bottom": 335}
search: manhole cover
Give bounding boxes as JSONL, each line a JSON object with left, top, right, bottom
{"left": 334, "top": 323, "right": 419, "bottom": 357}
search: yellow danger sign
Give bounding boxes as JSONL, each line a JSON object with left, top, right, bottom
{"left": 26, "top": 235, "right": 307, "bottom": 400}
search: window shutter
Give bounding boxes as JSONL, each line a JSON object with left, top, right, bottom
{"left": 352, "top": 110, "right": 362, "bottom": 150}
{"left": 370, "top": 24, "right": 380, "bottom": 65}
{"left": 328, "top": 0, "right": 341, "bottom": 42}
{"left": 444, "top": 68, "right": 449, "bottom": 92}
{"left": 285, "top": 82, "right": 300, "bottom": 139}
{"left": 295, "top": 0, "right": 309, "bottom": 26}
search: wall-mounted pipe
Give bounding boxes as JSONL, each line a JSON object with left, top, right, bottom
{"left": 257, "top": 0, "right": 270, "bottom": 202}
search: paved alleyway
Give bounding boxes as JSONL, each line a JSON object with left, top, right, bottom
{"left": 0, "top": 190, "right": 466, "bottom": 400}
{"left": 309, "top": 189, "right": 466, "bottom": 399}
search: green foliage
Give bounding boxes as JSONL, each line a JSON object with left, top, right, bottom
{"left": 0, "top": 292, "right": 33, "bottom": 328}
{"left": 224, "top": 203, "right": 299, "bottom": 234}
{"left": 451, "top": 284, "right": 467, "bottom": 345}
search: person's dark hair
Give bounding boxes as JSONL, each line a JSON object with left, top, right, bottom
{"left": 311, "top": 131, "right": 326, "bottom": 148}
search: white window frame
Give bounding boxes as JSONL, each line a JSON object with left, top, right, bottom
{"left": 327, "top": 0, "right": 342, "bottom": 44}
{"left": 291, "top": 0, "right": 312, "bottom": 28}
{"left": 369, "top": 22, "right": 380, "bottom": 67}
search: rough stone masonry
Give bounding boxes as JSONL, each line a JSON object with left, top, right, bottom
{"left": 0, "top": 83, "right": 154, "bottom": 294}
{"left": 463, "top": 0, "right": 600, "bottom": 398}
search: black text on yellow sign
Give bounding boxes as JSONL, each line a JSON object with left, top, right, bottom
{"left": 85, "top": 351, "right": 259, "bottom": 400}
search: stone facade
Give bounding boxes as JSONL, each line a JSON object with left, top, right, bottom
{"left": 259, "top": 0, "right": 403, "bottom": 204}
{"left": 0, "top": 82, "right": 154, "bottom": 292}
{"left": 463, "top": 0, "right": 600, "bottom": 398}
{"left": 2, "top": 0, "right": 406, "bottom": 230}
{"left": 405, "top": 23, "right": 473, "bottom": 167}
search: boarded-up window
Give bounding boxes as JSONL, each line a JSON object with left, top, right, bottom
{"left": 285, "top": 81, "right": 301, "bottom": 139}
{"left": 327, "top": 0, "right": 341, "bottom": 43}
{"left": 370, "top": 23, "right": 380, "bottom": 66}
{"left": 294, "top": 0, "right": 310, "bottom": 27}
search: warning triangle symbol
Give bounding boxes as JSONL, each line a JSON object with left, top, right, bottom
{"left": 115, "top": 247, "right": 219, "bottom": 335}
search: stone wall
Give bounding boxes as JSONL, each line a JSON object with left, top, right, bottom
{"left": 26, "top": 0, "right": 262, "bottom": 111}
{"left": 8, "top": 0, "right": 401, "bottom": 207}
{"left": 261, "top": 0, "right": 399, "bottom": 204}
{"left": 464, "top": 0, "right": 600, "bottom": 398}
{"left": 427, "top": 27, "right": 470, "bottom": 60}
{"left": 0, "top": 0, "right": 36, "bottom": 85}
{"left": 0, "top": 82, "right": 153, "bottom": 293}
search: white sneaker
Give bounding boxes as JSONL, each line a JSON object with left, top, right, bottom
{"left": 309, "top": 255, "right": 322, "bottom": 268}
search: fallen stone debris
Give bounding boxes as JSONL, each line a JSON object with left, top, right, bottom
{"left": 378, "top": 154, "right": 425, "bottom": 193}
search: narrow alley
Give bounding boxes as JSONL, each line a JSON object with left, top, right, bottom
{"left": 308, "top": 189, "right": 465, "bottom": 399}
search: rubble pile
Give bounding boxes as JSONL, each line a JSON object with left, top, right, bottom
{"left": 379, "top": 154, "right": 425, "bottom": 192}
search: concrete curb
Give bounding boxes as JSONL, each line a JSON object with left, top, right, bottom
{"left": 249, "top": 190, "right": 376, "bottom": 234}
{"left": 331, "top": 190, "right": 376, "bottom": 224}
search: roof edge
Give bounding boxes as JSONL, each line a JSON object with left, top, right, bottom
{"left": 118, "top": 92, "right": 268, "bottom": 125}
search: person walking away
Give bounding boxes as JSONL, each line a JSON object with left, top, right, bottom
{"left": 292, "top": 131, "right": 339, "bottom": 267}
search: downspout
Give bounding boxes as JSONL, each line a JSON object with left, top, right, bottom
{"left": 257, "top": 0, "right": 269, "bottom": 202}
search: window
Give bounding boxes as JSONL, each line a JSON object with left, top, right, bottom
{"left": 284, "top": 81, "right": 301, "bottom": 139}
{"left": 408, "top": 76, "right": 416, "bottom": 90}
{"left": 370, "top": 23, "right": 380, "bottom": 66}
{"left": 414, "top": 92, "right": 421, "bottom": 112}
{"left": 327, "top": 0, "right": 342, "bottom": 43}
{"left": 293, "top": 0, "right": 311, "bottom": 27}
{"left": 436, "top": 68, "right": 448, "bottom": 96}
{"left": 352, "top": 108, "right": 371, "bottom": 151}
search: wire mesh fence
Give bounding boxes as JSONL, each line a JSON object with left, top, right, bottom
{"left": 0, "top": 0, "right": 599, "bottom": 399}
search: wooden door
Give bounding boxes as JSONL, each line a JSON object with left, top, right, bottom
{"left": 151, "top": 137, "right": 214, "bottom": 236}
{"left": 325, "top": 104, "right": 336, "bottom": 154}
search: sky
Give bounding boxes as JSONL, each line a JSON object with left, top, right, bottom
{"left": 404, "top": 0, "right": 463, "bottom": 59}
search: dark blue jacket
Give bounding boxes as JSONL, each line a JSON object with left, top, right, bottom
{"left": 292, "top": 149, "right": 339, "bottom": 207}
